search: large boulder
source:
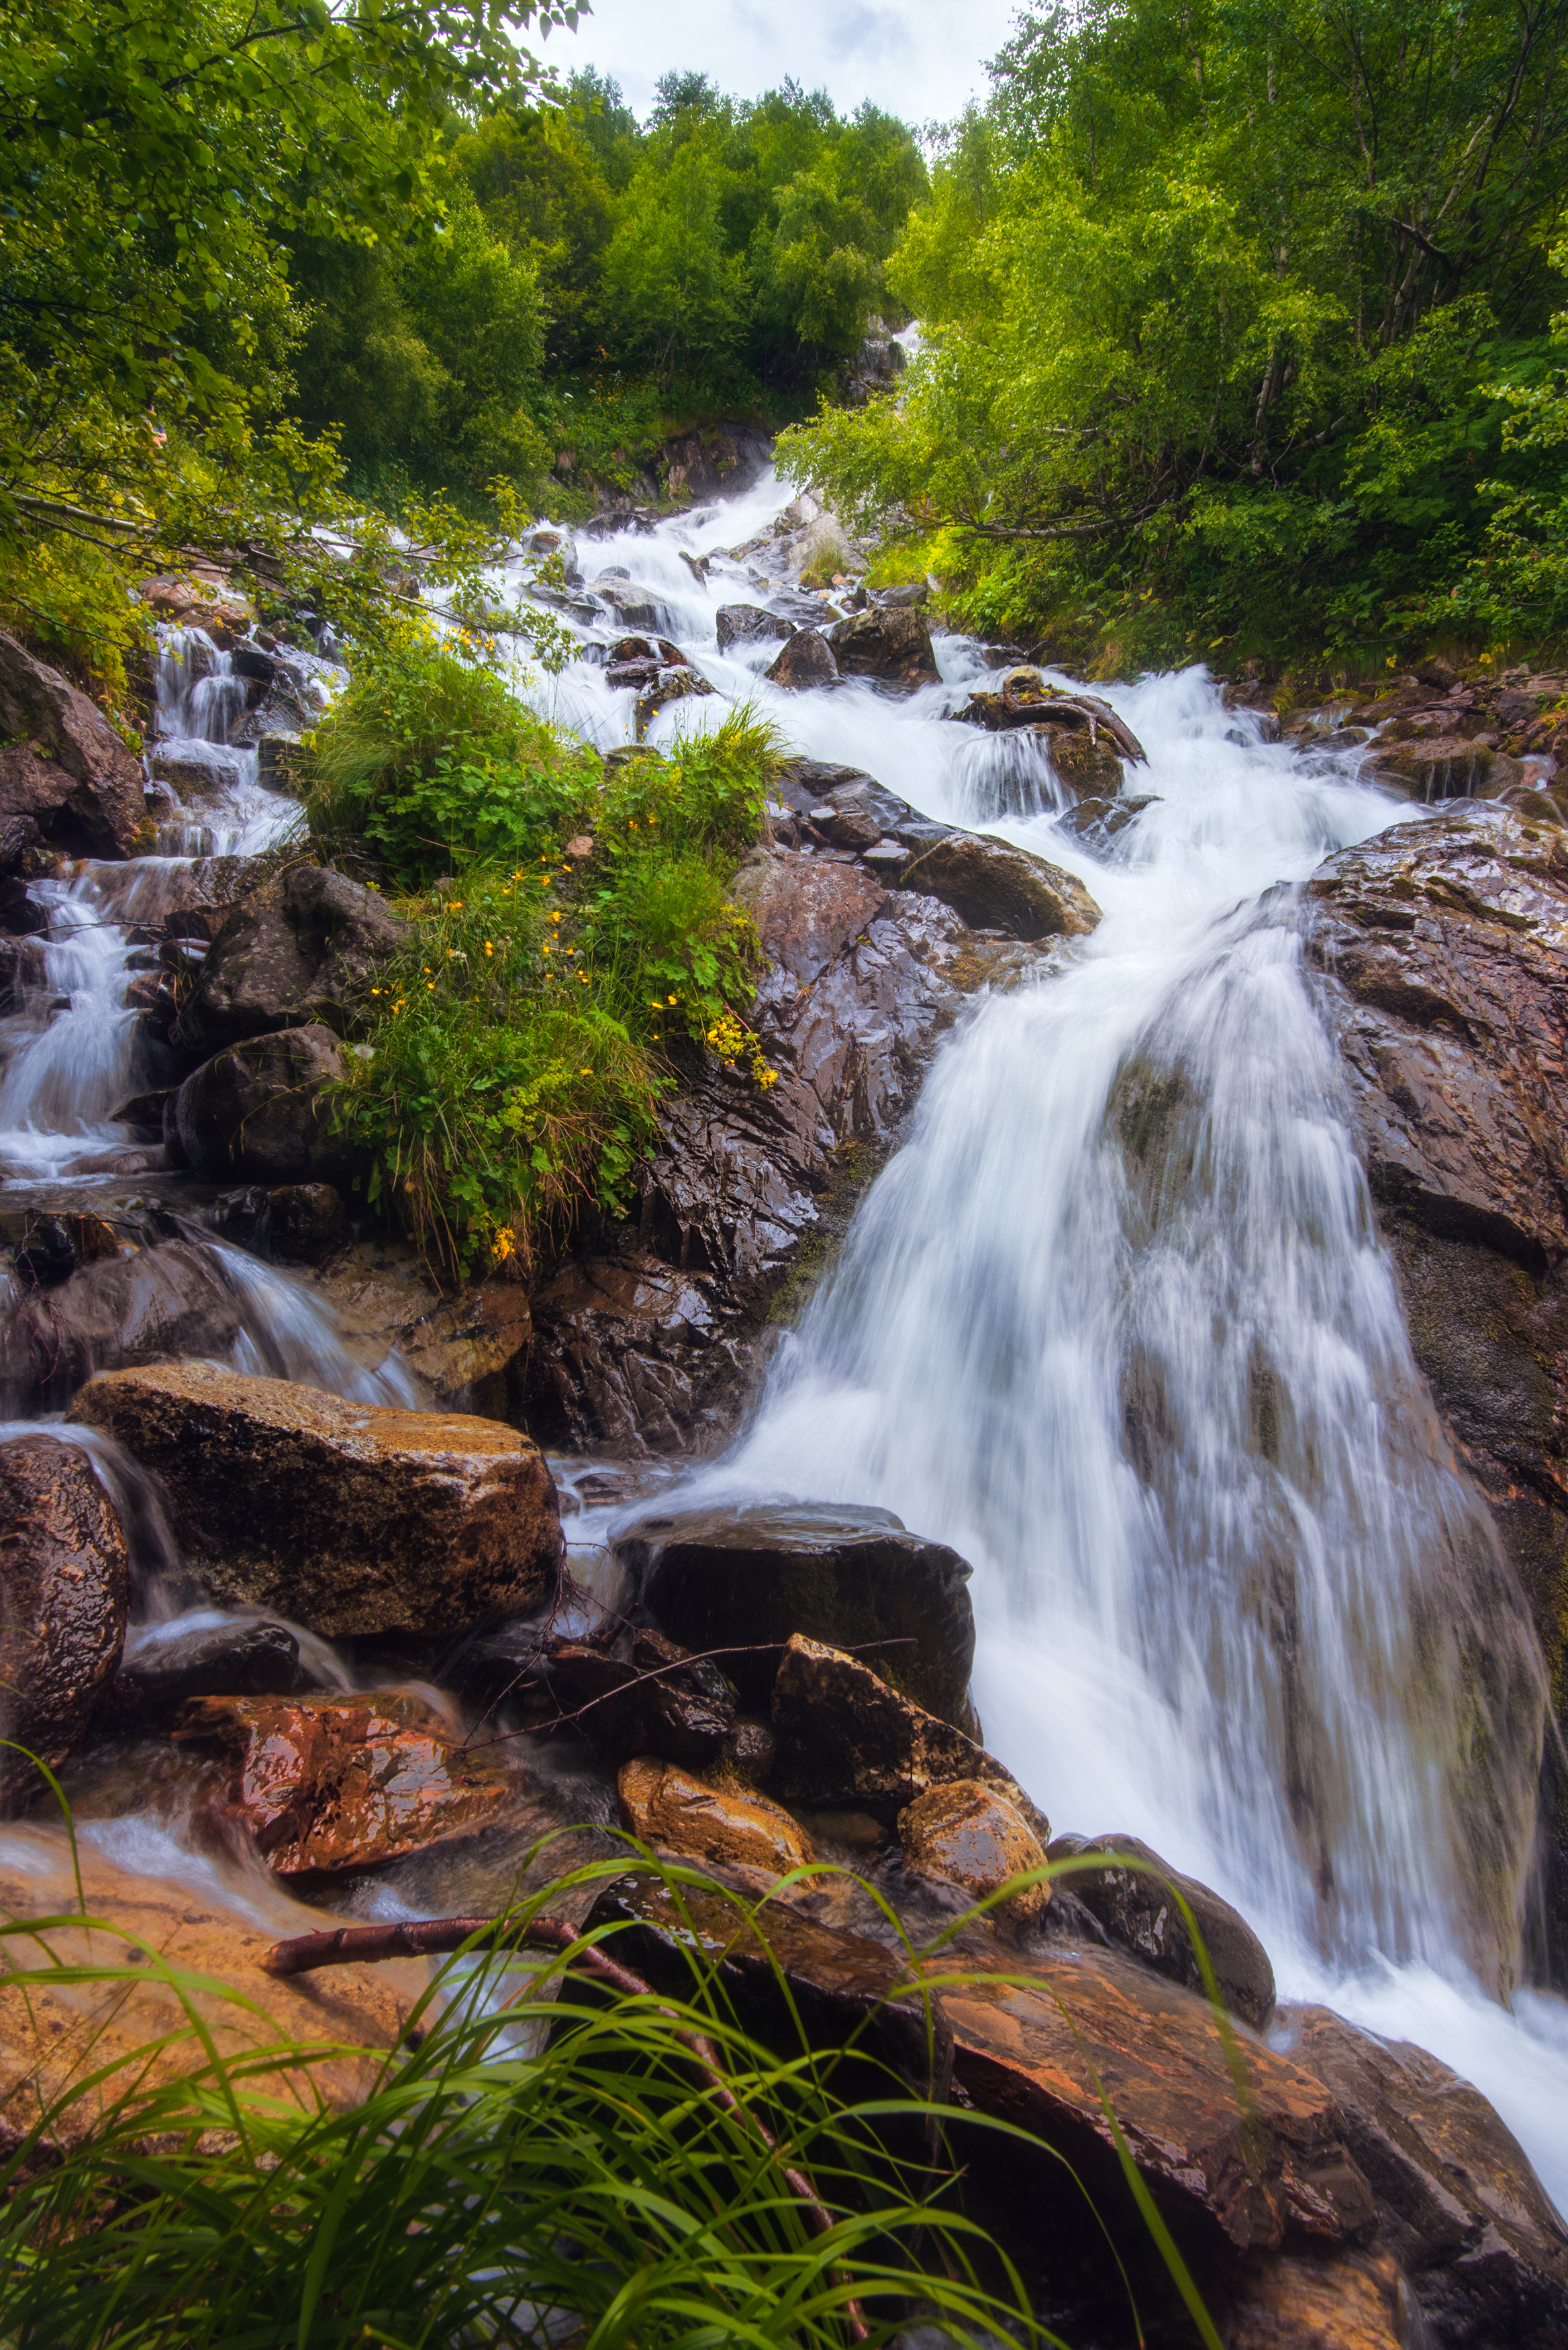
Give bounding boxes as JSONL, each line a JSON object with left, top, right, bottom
{"left": 0, "top": 1436, "right": 130, "bottom": 1809}
{"left": 716, "top": 604, "right": 796, "bottom": 652}
{"left": 174, "top": 1022, "right": 349, "bottom": 1184}
{"left": 896, "top": 832, "right": 1102, "bottom": 939}
{"left": 899, "top": 1779, "right": 1050, "bottom": 1928}
{"left": 1051, "top": 1832, "right": 1277, "bottom": 2028}
{"left": 175, "top": 862, "right": 407, "bottom": 1053}
{"left": 828, "top": 606, "right": 940, "bottom": 688}
{"left": 765, "top": 629, "right": 839, "bottom": 690}
{"left": 624, "top": 1503, "right": 976, "bottom": 1724}
{"left": 0, "top": 1239, "right": 250, "bottom": 1414}
{"left": 1281, "top": 2004, "right": 1568, "bottom": 2344}
{"left": 66, "top": 1362, "right": 563, "bottom": 1639}
{"left": 591, "top": 574, "right": 666, "bottom": 630}
{"left": 545, "top": 1629, "right": 736, "bottom": 1765}
{"left": 0, "top": 1838, "right": 424, "bottom": 2163}
{"left": 1367, "top": 736, "right": 1523, "bottom": 801}
{"left": 175, "top": 1689, "right": 516, "bottom": 1875}
{"left": 1306, "top": 804, "right": 1568, "bottom": 1975}
{"left": 0, "top": 631, "right": 146, "bottom": 858}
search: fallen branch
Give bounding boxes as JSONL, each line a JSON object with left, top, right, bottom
{"left": 265, "top": 1909, "right": 869, "bottom": 2343}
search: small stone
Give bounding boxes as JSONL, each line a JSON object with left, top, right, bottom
{"left": 765, "top": 630, "right": 840, "bottom": 691}
{"left": 565, "top": 834, "right": 595, "bottom": 859}
{"left": 899, "top": 1778, "right": 1050, "bottom": 1925}
{"left": 617, "top": 1755, "right": 812, "bottom": 1878}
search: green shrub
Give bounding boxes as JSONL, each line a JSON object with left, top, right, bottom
{"left": 329, "top": 700, "right": 787, "bottom": 1277}
{"left": 0, "top": 536, "right": 151, "bottom": 733}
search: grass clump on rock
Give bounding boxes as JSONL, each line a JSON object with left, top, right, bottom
{"left": 313, "top": 634, "right": 785, "bottom": 1277}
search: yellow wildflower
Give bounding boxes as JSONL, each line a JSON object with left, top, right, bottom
{"left": 484, "top": 941, "right": 494, "bottom": 956}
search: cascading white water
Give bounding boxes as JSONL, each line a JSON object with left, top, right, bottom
{"left": 486, "top": 485, "right": 1568, "bottom": 2206}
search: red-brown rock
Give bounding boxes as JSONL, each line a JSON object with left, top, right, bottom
{"left": 175, "top": 1689, "right": 515, "bottom": 1874}
{"left": 0, "top": 632, "right": 147, "bottom": 859}
{"left": 0, "top": 1435, "right": 129, "bottom": 1809}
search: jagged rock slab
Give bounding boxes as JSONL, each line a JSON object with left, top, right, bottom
{"left": 0, "top": 1435, "right": 129, "bottom": 1809}
{"left": 0, "top": 631, "right": 146, "bottom": 858}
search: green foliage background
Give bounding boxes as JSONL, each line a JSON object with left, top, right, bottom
{"left": 778, "top": 0, "right": 1568, "bottom": 671}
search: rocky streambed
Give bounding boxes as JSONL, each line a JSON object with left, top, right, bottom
{"left": 3, "top": 471, "right": 1568, "bottom": 2343}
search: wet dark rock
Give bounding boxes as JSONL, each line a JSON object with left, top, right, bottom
{"left": 954, "top": 679, "right": 1147, "bottom": 768}
{"left": 545, "top": 1627, "right": 736, "bottom": 1765}
{"left": 765, "top": 629, "right": 839, "bottom": 690}
{"left": 659, "top": 421, "right": 773, "bottom": 503}
{"left": 176, "top": 1689, "right": 514, "bottom": 1875}
{"left": 0, "top": 1435, "right": 130, "bottom": 1809}
{"left": 1057, "top": 793, "right": 1157, "bottom": 852}
{"left": 0, "top": 1240, "right": 248, "bottom": 1414}
{"left": 175, "top": 1022, "right": 350, "bottom": 1185}
{"left": 769, "top": 1636, "right": 1042, "bottom": 1826}
{"left": 0, "top": 815, "right": 46, "bottom": 937}
{"left": 828, "top": 606, "right": 939, "bottom": 687}
{"left": 895, "top": 833, "right": 1102, "bottom": 939}
{"left": 635, "top": 664, "right": 714, "bottom": 741}
{"left": 625, "top": 1505, "right": 975, "bottom": 1724}
{"left": 716, "top": 604, "right": 797, "bottom": 651}
{"left": 266, "top": 1181, "right": 348, "bottom": 1263}
{"left": 176, "top": 863, "right": 407, "bottom": 1053}
{"left": 105, "top": 1618, "right": 305, "bottom": 1726}
{"left": 0, "top": 632, "right": 147, "bottom": 859}
{"left": 67, "top": 1360, "right": 564, "bottom": 1640}
{"left": 1281, "top": 2004, "right": 1568, "bottom": 2345}
{"left": 1306, "top": 804, "right": 1568, "bottom": 1977}
{"left": 1368, "top": 736, "right": 1523, "bottom": 801}
{"left": 1050, "top": 1832, "right": 1276, "bottom": 2028}
{"left": 522, "top": 839, "right": 1040, "bottom": 1454}
{"left": 111, "top": 1087, "right": 175, "bottom": 1141}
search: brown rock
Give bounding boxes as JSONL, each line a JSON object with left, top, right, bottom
{"left": 0, "top": 1837, "right": 421, "bottom": 2163}
{"left": 1222, "top": 2249, "right": 1406, "bottom": 2348}
{"left": 731, "top": 855, "right": 888, "bottom": 984}
{"left": 897, "top": 833, "right": 1101, "bottom": 939}
{"left": 634, "top": 665, "right": 715, "bottom": 741}
{"left": 716, "top": 604, "right": 796, "bottom": 652}
{"left": 174, "top": 1023, "right": 349, "bottom": 1185}
{"left": 1280, "top": 2004, "right": 1568, "bottom": 2344}
{"left": 176, "top": 1689, "right": 515, "bottom": 1875}
{"left": 177, "top": 862, "right": 407, "bottom": 1053}
{"left": 66, "top": 1362, "right": 562, "bottom": 1639}
{"left": 937, "top": 1951, "right": 1377, "bottom": 2255}
{"left": 898, "top": 1779, "right": 1049, "bottom": 1926}
{"left": 266, "top": 1181, "right": 347, "bottom": 1263}
{"left": 628, "top": 1506, "right": 976, "bottom": 1724}
{"left": 0, "top": 631, "right": 146, "bottom": 859}
{"left": 0, "top": 1436, "right": 129, "bottom": 1809}
{"left": 828, "top": 606, "right": 940, "bottom": 687}
{"left": 765, "top": 630, "right": 839, "bottom": 690}
{"left": 1052, "top": 1832, "right": 1276, "bottom": 2028}
{"left": 616, "top": 1755, "right": 812, "bottom": 1877}
{"left": 769, "top": 1636, "right": 1045, "bottom": 1831}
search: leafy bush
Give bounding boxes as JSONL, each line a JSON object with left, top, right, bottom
{"left": 0, "top": 534, "right": 152, "bottom": 728}
{"left": 329, "top": 698, "right": 785, "bottom": 1276}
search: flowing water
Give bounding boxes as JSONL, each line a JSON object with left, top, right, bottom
{"left": 3, "top": 471, "right": 1567, "bottom": 2212}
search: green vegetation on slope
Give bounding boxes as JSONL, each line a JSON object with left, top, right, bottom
{"left": 777, "top": 0, "right": 1568, "bottom": 672}
{"left": 307, "top": 641, "right": 783, "bottom": 1276}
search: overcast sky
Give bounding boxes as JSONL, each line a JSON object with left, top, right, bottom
{"left": 542, "top": 0, "right": 1023, "bottom": 134}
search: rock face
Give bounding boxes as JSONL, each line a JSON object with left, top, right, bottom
{"left": 1305, "top": 804, "right": 1568, "bottom": 1971}
{"left": 175, "top": 1023, "right": 349, "bottom": 1184}
{"left": 176, "top": 1689, "right": 514, "bottom": 1875}
{"left": 176, "top": 863, "right": 406, "bottom": 1053}
{"left": 0, "top": 632, "right": 146, "bottom": 858}
{"left": 626, "top": 1504, "right": 976, "bottom": 1723}
{"left": 616, "top": 1755, "right": 812, "bottom": 1877}
{"left": 765, "top": 629, "right": 839, "bottom": 690}
{"left": 1054, "top": 1832, "right": 1277, "bottom": 2028}
{"left": 545, "top": 1630, "right": 736, "bottom": 1765}
{"left": 899, "top": 1779, "right": 1050, "bottom": 1927}
{"left": 895, "top": 832, "right": 1101, "bottom": 939}
{"left": 0, "top": 1436, "right": 130, "bottom": 1807}
{"left": 829, "top": 606, "right": 940, "bottom": 687}
{"left": 106, "top": 1619, "right": 305, "bottom": 1726}
{"left": 1281, "top": 2004, "right": 1568, "bottom": 2345}
{"left": 66, "top": 1362, "right": 563, "bottom": 1639}
{"left": 770, "top": 1636, "right": 1040, "bottom": 1826}
{"left": 524, "top": 763, "right": 1095, "bottom": 1455}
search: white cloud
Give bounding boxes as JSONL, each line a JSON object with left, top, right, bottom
{"left": 544, "top": 0, "right": 1020, "bottom": 130}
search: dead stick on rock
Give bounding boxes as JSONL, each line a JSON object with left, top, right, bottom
{"left": 264, "top": 1912, "right": 869, "bottom": 2343}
